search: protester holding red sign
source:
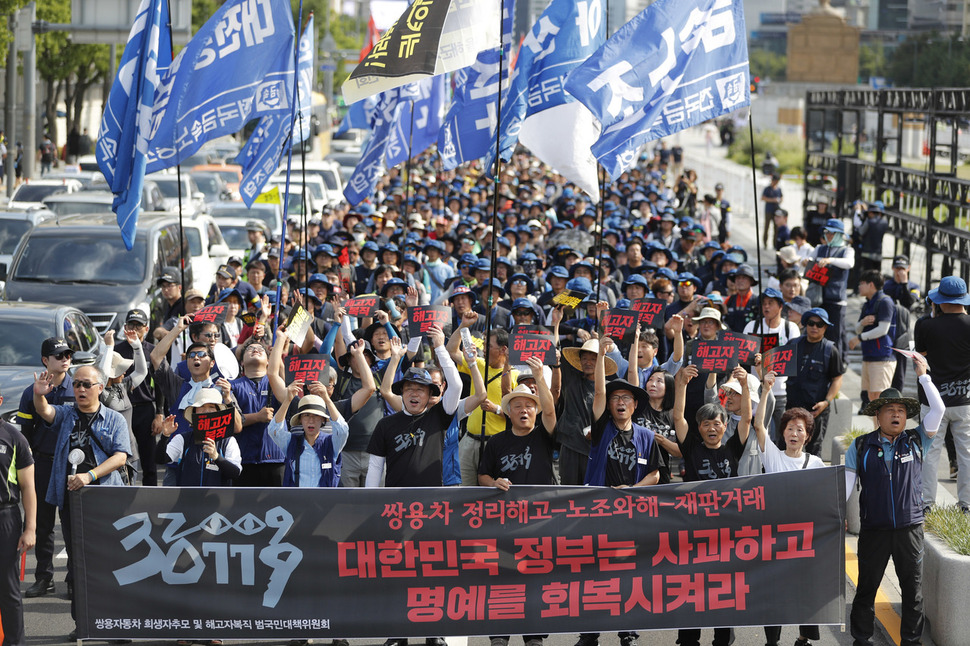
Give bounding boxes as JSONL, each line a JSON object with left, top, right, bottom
{"left": 157, "top": 388, "right": 242, "bottom": 487}
{"left": 267, "top": 382, "right": 348, "bottom": 488}
{"left": 624, "top": 314, "right": 685, "bottom": 388}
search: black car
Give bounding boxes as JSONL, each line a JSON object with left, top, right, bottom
{"left": 0, "top": 302, "right": 105, "bottom": 422}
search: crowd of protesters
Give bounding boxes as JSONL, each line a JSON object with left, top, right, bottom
{"left": 1, "top": 140, "right": 965, "bottom": 646}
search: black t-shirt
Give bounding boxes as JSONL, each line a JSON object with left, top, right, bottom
{"left": 0, "top": 421, "right": 33, "bottom": 505}
{"left": 367, "top": 402, "right": 451, "bottom": 487}
{"left": 556, "top": 364, "right": 596, "bottom": 455}
{"left": 914, "top": 312, "right": 970, "bottom": 406}
{"left": 70, "top": 409, "right": 99, "bottom": 473}
{"left": 591, "top": 412, "right": 661, "bottom": 487}
{"left": 478, "top": 428, "right": 556, "bottom": 485}
{"left": 679, "top": 430, "right": 743, "bottom": 481}
{"left": 637, "top": 405, "right": 675, "bottom": 483}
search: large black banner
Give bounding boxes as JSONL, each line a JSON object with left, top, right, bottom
{"left": 72, "top": 469, "right": 846, "bottom": 640}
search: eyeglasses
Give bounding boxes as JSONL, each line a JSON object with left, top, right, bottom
{"left": 200, "top": 333, "right": 219, "bottom": 340}
{"left": 805, "top": 320, "right": 826, "bottom": 328}
{"left": 52, "top": 352, "right": 73, "bottom": 361}
{"left": 187, "top": 350, "right": 210, "bottom": 359}
{"left": 656, "top": 290, "right": 674, "bottom": 296}
{"left": 609, "top": 394, "right": 635, "bottom": 403}
{"left": 73, "top": 379, "right": 100, "bottom": 390}
{"left": 512, "top": 279, "right": 527, "bottom": 286}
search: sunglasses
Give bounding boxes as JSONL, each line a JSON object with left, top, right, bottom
{"left": 200, "top": 333, "right": 219, "bottom": 340}
{"left": 805, "top": 320, "right": 826, "bottom": 328}
{"left": 187, "top": 350, "right": 210, "bottom": 359}
{"left": 51, "top": 352, "right": 73, "bottom": 361}
{"left": 73, "top": 379, "right": 100, "bottom": 390}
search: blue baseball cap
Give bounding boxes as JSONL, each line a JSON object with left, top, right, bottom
{"left": 802, "top": 307, "right": 832, "bottom": 326}
{"left": 822, "top": 218, "right": 845, "bottom": 234}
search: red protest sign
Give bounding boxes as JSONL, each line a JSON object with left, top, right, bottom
{"left": 721, "top": 331, "right": 760, "bottom": 365}
{"left": 345, "top": 294, "right": 380, "bottom": 318}
{"left": 193, "top": 303, "right": 228, "bottom": 326}
{"left": 192, "top": 408, "right": 234, "bottom": 445}
{"left": 630, "top": 298, "right": 667, "bottom": 328}
{"left": 690, "top": 339, "right": 740, "bottom": 374}
{"left": 407, "top": 305, "right": 450, "bottom": 338}
{"left": 764, "top": 342, "right": 798, "bottom": 377}
{"left": 508, "top": 332, "right": 557, "bottom": 365}
{"left": 602, "top": 308, "right": 640, "bottom": 345}
{"left": 760, "top": 333, "right": 780, "bottom": 354}
{"left": 804, "top": 261, "right": 831, "bottom": 286}
{"left": 285, "top": 354, "right": 331, "bottom": 385}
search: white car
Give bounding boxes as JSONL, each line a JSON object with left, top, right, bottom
{"left": 208, "top": 202, "right": 283, "bottom": 240}
{"left": 266, "top": 175, "right": 327, "bottom": 214}
{"left": 286, "top": 160, "right": 344, "bottom": 205}
{"left": 182, "top": 214, "right": 231, "bottom": 293}
{"left": 146, "top": 173, "right": 207, "bottom": 215}
{"left": 211, "top": 216, "right": 254, "bottom": 258}
{"left": 8, "top": 178, "right": 83, "bottom": 209}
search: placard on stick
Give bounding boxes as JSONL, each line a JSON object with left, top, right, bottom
{"left": 760, "top": 333, "right": 780, "bottom": 354}
{"left": 721, "top": 331, "right": 760, "bottom": 364}
{"left": 602, "top": 309, "right": 639, "bottom": 345}
{"left": 192, "top": 408, "right": 234, "bottom": 445}
{"left": 552, "top": 289, "right": 586, "bottom": 310}
{"left": 345, "top": 294, "right": 380, "bottom": 318}
{"left": 407, "top": 305, "right": 450, "bottom": 338}
{"left": 508, "top": 332, "right": 557, "bottom": 365}
{"left": 284, "top": 305, "right": 312, "bottom": 344}
{"left": 285, "top": 354, "right": 331, "bottom": 384}
{"left": 764, "top": 342, "right": 798, "bottom": 377}
{"left": 193, "top": 303, "right": 228, "bottom": 326}
{"left": 630, "top": 298, "right": 667, "bottom": 328}
{"left": 804, "top": 261, "right": 831, "bottom": 286}
{"left": 690, "top": 339, "right": 740, "bottom": 373}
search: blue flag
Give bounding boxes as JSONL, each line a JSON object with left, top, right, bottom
{"left": 334, "top": 97, "right": 376, "bottom": 137}
{"left": 385, "top": 76, "right": 446, "bottom": 168}
{"left": 436, "top": 0, "right": 515, "bottom": 170}
{"left": 96, "top": 0, "right": 170, "bottom": 249}
{"left": 565, "top": 0, "right": 749, "bottom": 179}
{"left": 237, "top": 15, "right": 315, "bottom": 207}
{"left": 145, "top": 0, "right": 296, "bottom": 173}
{"left": 343, "top": 89, "right": 405, "bottom": 206}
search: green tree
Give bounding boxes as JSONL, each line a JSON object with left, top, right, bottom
{"left": 887, "top": 33, "right": 970, "bottom": 87}
{"left": 858, "top": 42, "right": 886, "bottom": 82}
{"left": 749, "top": 49, "right": 786, "bottom": 82}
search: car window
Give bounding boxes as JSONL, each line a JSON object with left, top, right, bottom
{"left": 220, "top": 225, "right": 249, "bottom": 250}
{"left": 207, "top": 221, "right": 226, "bottom": 248}
{"left": 0, "top": 318, "right": 50, "bottom": 365}
{"left": 12, "top": 235, "right": 148, "bottom": 284}
{"left": 185, "top": 228, "right": 203, "bottom": 256}
{"left": 11, "top": 184, "right": 67, "bottom": 202}
{"left": 43, "top": 200, "right": 112, "bottom": 216}
{"left": 0, "top": 220, "right": 32, "bottom": 254}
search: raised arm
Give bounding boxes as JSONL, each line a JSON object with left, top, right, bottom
{"left": 267, "top": 324, "right": 290, "bottom": 404}
{"left": 734, "top": 366, "right": 752, "bottom": 446}
{"left": 526, "top": 356, "right": 557, "bottom": 434}
{"left": 914, "top": 354, "right": 944, "bottom": 435}
{"left": 151, "top": 314, "right": 192, "bottom": 370}
{"left": 31, "top": 371, "right": 56, "bottom": 425}
{"left": 592, "top": 337, "right": 614, "bottom": 422}
{"left": 125, "top": 329, "right": 149, "bottom": 390}
{"left": 447, "top": 311, "right": 479, "bottom": 364}
{"left": 753, "top": 371, "right": 776, "bottom": 452}
{"left": 673, "top": 364, "right": 698, "bottom": 443}
{"left": 429, "top": 325, "right": 461, "bottom": 415}
{"left": 380, "top": 336, "right": 406, "bottom": 413}
{"left": 461, "top": 344, "right": 489, "bottom": 416}
{"left": 627, "top": 326, "right": 641, "bottom": 388}
{"left": 268, "top": 381, "right": 301, "bottom": 452}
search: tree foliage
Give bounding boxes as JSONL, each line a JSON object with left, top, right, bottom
{"left": 858, "top": 42, "right": 886, "bottom": 82}
{"left": 749, "top": 49, "right": 786, "bottom": 82}
{"left": 886, "top": 33, "right": 970, "bottom": 87}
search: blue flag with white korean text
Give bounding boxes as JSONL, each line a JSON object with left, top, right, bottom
{"left": 385, "top": 76, "right": 446, "bottom": 169}
{"left": 237, "top": 15, "right": 315, "bottom": 207}
{"left": 343, "top": 89, "right": 406, "bottom": 206}
{"left": 145, "top": 0, "right": 296, "bottom": 173}
{"left": 436, "top": 0, "right": 515, "bottom": 170}
{"left": 96, "top": 0, "right": 170, "bottom": 249}
{"left": 565, "top": 0, "right": 749, "bottom": 180}
{"left": 335, "top": 97, "right": 376, "bottom": 137}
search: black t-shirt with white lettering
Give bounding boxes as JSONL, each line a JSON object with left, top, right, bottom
{"left": 914, "top": 312, "right": 970, "bottom": 406}
{"left": 367, "top": 402, "right": 452, "bottom": 487}
{"left": 638, "top": 405, "right": 675, "bottom": 483}
{"left": 679, "top": 430, "right": 743, "bottom": 481}
{"left": 591, "top": 412, "right": 661, "bottom": 487}
{"left": 478, "top": 427, "right": 556, "bottom": 485}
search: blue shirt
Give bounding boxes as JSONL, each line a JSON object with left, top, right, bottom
{"left": 47, "top": 404, "right": 130, "bottom": 508}
{"left": 267, "top": 418, "right": 349, "bottom": 488}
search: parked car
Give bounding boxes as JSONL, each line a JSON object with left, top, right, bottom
{"left": 208, "top": 202, "right": 283, "bottom": 239}
{"left": 286, "top": 160, "right": 344, "bottom": 205}
{"left": 181, "top": 214, "right": 231, "bottom": 293}
{"left": 146, "top": 173, "right": 207, "bottom": 215}
{"left": 7, "top": 178, "right": 83, "bottom": 209}
{"left": 43, "top": 185, "right": 166, "bottom": 216}
{"left": 4, "top": 213, "right": 192, "bottom": 334}
{"left": 330, "top": 128, "right": 367, "bottom": 154}
{"left": 0, "top": 302, "right": 106, "bottom": 423}
{"left": 0, "top": 208, "right": 57, "bottom": 283}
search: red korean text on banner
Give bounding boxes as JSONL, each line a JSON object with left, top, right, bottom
{"left": 804, "top": 261, "right": 831, "bottom": 286}
{"left": 285, "top": 355, "right": 331, "bottom": 385}
{"left": 192, "top": 408, "right": 234, "bottom": 445}
{"left": 514, "top": 325, "right": 551, "bottom": 336}
{"left": 193, "top": 303, "right": 228, "bottom": 326}
{"left": 408, "top": 306, "right": 450, "bottom": 338}
{"left": 721, "top": 331, "right": 760, "bottom": 364}
{"left": 764, "top": 343, "right": 798, "bottom": 377}
{"left": 602, "top": 309, "right": 640, "bottom": 345}
{"left": 508, "top": 332, "right": 557, "bottom": 365}
{"left": 346, "top": 294, "right": 381, "bottom": 318}
{"left": 760, "top": 333, "right": 780, "bottom": 354}
{"left": 630, "top": 298, "right": 667, "bottom": 327}
{"left": 690, "top": 339, "right": 740, "bottom": 374}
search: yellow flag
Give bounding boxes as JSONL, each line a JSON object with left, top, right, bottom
{"left": 255, "top": 186, "right": 281, "bottom": 205}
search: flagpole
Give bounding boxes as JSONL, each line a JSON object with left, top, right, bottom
{"left": 273, "top": 2, "right": 306, "bottom": 340}
{"left": 480, "top": 0, "right": 505, "bottom": 442}
{"left": 593, "top": 0, "right": 610, "bottom": 330}
{"left": 164, "top": 0, "right": 188, "bottom": 349}
{"left": 404, "top": 100, "right": 416, "bottom": 217}
{"left": 747, "top": 112, "right": 765, "bottom": 339}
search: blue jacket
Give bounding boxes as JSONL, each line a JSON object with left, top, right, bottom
{"left": 854, "top": 428, "right": 929, "bottom": 530}
{"left": 585, "top": 420, "right": 656, "bottom": 487}
{"left": 48, "top": 405, "right": 130, "bottom": 508}
{"left": 231, "top": 375, "right": 285, "bottom": 464}
{"left": 283, "top": 433, "right": 341, "bottom": 488}
{"left": 860, "top": 291, "right": 896, "bottom": 362}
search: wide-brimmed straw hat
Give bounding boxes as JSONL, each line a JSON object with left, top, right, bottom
{"left": 562, "top": 339, "right": 617, "bottom": 375}
{"left": 861, "top": 388, "right": 920, "bottom": 418}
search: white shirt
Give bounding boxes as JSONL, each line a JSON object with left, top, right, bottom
{"left": 759, "top": 441, "right": 824, "bottom": 473}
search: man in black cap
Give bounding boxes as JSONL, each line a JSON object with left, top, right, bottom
{"left": 787, "top": 308, "right": 844, "bottom": 456}
{"left": 151, "top": 266, "right": 184, "bottom": 336}
{"left": 845, "top": 353, "right": 943, "bottom": 646}
{"left": 18, "top": 337, "right": 74, "bottom": 598}
{"left": 115, "top": 309, "right": 159, "bottom": 486}
{"left": 243, "top": 220, "right": 268, "bottom": 266}
{"left": 723, "top": 264, "right": 760, "bottom": 332}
